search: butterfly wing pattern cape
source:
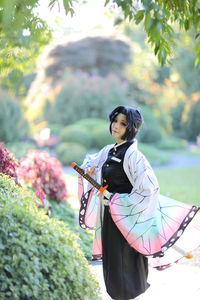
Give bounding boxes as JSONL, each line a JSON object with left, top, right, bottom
{"left": 78, "top": 141, "right": 200, "bottom": 270}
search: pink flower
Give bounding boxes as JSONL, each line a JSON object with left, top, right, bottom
{"left": 18, "top": 150, "right": 68, "bottom": 203}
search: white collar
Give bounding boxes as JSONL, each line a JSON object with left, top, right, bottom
{"left": 114, "top": 140, "right": 127, "bottom": 151}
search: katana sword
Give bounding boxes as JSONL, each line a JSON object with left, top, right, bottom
{"left": 71, "top": 162, "right": 111, "bottom": 200}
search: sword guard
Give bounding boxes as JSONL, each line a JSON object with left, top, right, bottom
{"left": 97, "top": 185, "right": 108, "bottom": 197}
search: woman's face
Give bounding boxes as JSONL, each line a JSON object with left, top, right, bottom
{"left": 111, "top": 113, "right": 127, "bottom": 143}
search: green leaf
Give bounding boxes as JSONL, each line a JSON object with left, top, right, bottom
{"left": 184, "top": 19, "right": 191, "bottom": 31}
{"left": 144, "top": 12, "right": 152, "bottom": 32}
{"left": 135, "top": 10, "right": 145, "bottom": 24}
{"left": 195, "top": 41, "right": 200, "bottom": 55}
{"left": 194, "top": 57, "right": 200, "bottom": 67}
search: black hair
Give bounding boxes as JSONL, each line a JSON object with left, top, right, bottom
{"left": 108, "top": 106, "right": 143, "bottom": 141}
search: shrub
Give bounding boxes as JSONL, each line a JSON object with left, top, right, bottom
{"left": 48, "top": 123, "right": 63, "bottom": 135}
{"left": 60, "top": 125, "right": 93, "bottom": 148}
{"left": 75, "top": 118, "right": 107, "bottom": 130}
{"left": 0, "top": 143, "right": 19, "bottom": 185}
{"left": 44, "top": 73, "right": 131, "bottom": 126}
{"left": 92, "top": 123, "right": 114, "bottom": 149}
{"left": 0, "top": 90, "right": 29, "bottom": 143}
{"left": 137, "top": 105, "right": 163, "bottom": 143}
{"left": 156, "top": 136, "right": 187, "bottom": 150}
{"left": 184, "top": 99, "right": 200, "bottom": 141}
{"left": 18, "top": 150, "right": 68, "bottom": 203}
{"left": 170, "top": 101, "right": 185, "bottom": 134}
{"left": 50, "top": 200, "right": 93, "bottom": 260}
{"left": 138, "top": 143, "right": 170, "bottom": 166}
{"left": 0, "top": 174, "right": 100, "bottom": 300}
{"left": 5, "top": 142, "right": 37, "bottom": 160}
{"left": 138, "top": 125, "right": 163, "bottom": 144}
{"left": 56, "top": 142, "right": 87, "bottom": 165}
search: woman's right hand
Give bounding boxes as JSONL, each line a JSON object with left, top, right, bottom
{"left": 85, "top": 165, "right": 96, "bottom": 177}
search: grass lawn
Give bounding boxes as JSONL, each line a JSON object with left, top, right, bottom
{"left": 65, "top": 166, "right": 200, "bottom": 207}
{"left": 155, "top": 166, "right": 200, "bottom": 206}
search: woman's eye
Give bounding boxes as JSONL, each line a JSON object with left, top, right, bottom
{"left": 121, "top": 123, "right": 127, "bottom": 126}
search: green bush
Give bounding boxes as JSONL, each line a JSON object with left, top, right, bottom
{"left": 138, "top": 125, "right": 163, "bottom": 144}
{"left": 75, "top": 118, "right": 107, "bottom": 131}
{"left": 138, "top": 143, "right": 170, "bottom": 166}
{"left": 92, "top": 123, "right": 114, "bottom": 149}
{"left": 60, "top": 125, "right": 93, "bottom": 148}
{"left": 48, "top": 124, "right": 63, "bottom": 135}
{"left": 156, "top": 136, "right": 187, "bottom": 150}
{"left": 0, "top": 90, "right": 29, "bottom": 143}
{"left": 0, "top": 174, "right": 100, "bottom": 300}
{"left": 50, "top": 200, "right": 93, "bottom": 260}
{"left": 184, "top": 99, "right": 200, "bottom": 141}
{"left": 137, "top": 106, "right": 163, "bottom": 144}
{"left": 5, "top": 142, "right": 37, "bottom": 160}
{"left": 170, "top": 101, "right": 185, "bottom": 134}
{"left": 56, "top": 142, "right": 87, "bottom": 165}
{"left": 139, "top": 105, "right": 159, "bottom": 126}
{"left": 44, "top": 73, "right": 131, "bottom": 126}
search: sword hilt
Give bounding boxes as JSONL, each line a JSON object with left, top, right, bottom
{"left": 71, "top": 162, "right": 110, "bottom": 198}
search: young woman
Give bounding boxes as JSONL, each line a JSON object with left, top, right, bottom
{"left": 77, "top": 106, "right": 200, "bottom": 300}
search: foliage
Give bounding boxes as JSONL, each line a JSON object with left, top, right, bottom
{"left": 0, "top": 1, "right": 51, "bottom": 97}
{"left": 1, "top": 0, "right": 200, "bottom": 71}
{"left": 105, "top": 0, "right": 200, "bottom": 66}
{"left": 170, "top": 101, "right": 186, "bottom": 137}
{"left": 50, "top": 200, "right": 93, "bottom": 260}
{"left": 48, "top": 123, "right": 63, "bottom": 135}
{"left": 60, "top": 125, "right": 93, "bottom": 148}
{"left": 137, "top": 105, "right": 163, "bottom": 143}
{"left": 170, "top": 30, "right": 200, "bottom": 96}
{"left": 155, "top": 166, "right": 200, "bottom": 206}
{"left": 56, "top": 142, "right": 87, "bottom": 165}
{"left": 92, "top": 123, "right": 114, "bottom": 149}
{"left": 75, "top": 118, "right": 108, "bottom": 130}
{"left": 59, "top": 118, "right": 114, "bottom": 150}
{"left": 138, "top": 143, "right": 170, "bottom": 166}
{"left": 0, "top": 143, "right": 19, "bottom": 185}
{"left": 138, "top": 124, "right": 163, "bottom": 144}
{"left": 43, "top": 73, "right": 131, "bottom": 126}
{"left": 0, "top": 90, "right": 29, "bottom": 142}
{"left": 184, "top": 99, "right": 200, "bottom": 141}
{"left": 18, "top": 150, "right": 68, "bottom": 203}
{"left": 5, "top": 141, "right": 37, "bottom": 160}
{"left": 156, "top": 137, "right": 187, "bottom": 150}
{"left": 0, "top": 174, "right": 100, "bottom": 300}
{"left": 45, "top": 35, "right": 131, "bottom": 78}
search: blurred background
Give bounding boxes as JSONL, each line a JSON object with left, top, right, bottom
{"left": 1, "top": 0, "right": 200, "bottom": 205}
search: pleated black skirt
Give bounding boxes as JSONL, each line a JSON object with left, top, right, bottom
{"left": 102, "top": 206, "right": 150, "bottom": 300}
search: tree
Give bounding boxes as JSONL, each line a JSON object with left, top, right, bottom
{"left": 45, "top": 0, "right": 200, "bottom": 67}
{"left": 106, "top": 0, "right": 200, "bottom": 66}
{"left": 0, "top": 0, "right": 51, "bottom": 97}
{"left": 1, "top": 0, "right": 200, "bottom": 80}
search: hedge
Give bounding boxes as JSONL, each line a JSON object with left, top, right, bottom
{"left": 56, "top": 142, "right": 88, "bottom": 165}
{"left": 0, "top": 174, "right": 100, "bottom": 300}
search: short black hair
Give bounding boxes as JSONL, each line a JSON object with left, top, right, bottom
{"left": 108, "top": 106, "right": 143, "bottom": 141}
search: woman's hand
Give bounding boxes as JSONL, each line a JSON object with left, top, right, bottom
{"left": 85, "top": 165, "right": 96, "bottom": 177}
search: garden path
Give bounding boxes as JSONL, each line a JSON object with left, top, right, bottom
{"left": 154, "top": 152, "right": 200, "bottom": 169}
{"left": 90, "top": 261, "right": 200, "bottom": 300}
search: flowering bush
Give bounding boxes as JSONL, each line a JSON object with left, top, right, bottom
{"left": 0, "top": 142, "right": 19, "bottom": 185}
{"left": 18, "top": 150, "right": 68, "bottom": 203}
